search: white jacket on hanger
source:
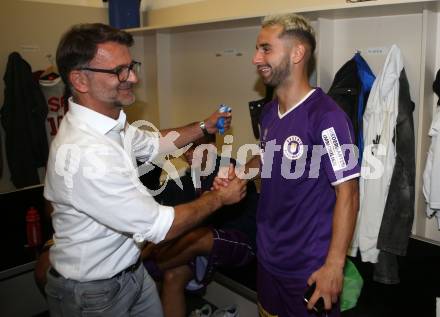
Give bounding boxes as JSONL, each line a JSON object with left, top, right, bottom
{"left": 423, "top": 107, "right": 440, "bottom": 228}
{"left": 349, "top": 44, "right": 403, "bottom": 263}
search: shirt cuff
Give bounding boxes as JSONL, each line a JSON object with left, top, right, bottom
{"left": 134, "top": 205, "right": 174, "bottom": 244}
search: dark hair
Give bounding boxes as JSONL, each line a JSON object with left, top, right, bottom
{"left": 56, "top": 23, "right": 134, "bottom": 89}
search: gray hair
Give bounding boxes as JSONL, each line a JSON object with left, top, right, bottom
{"left": 262, "top": 13, "right": 316, "bottom": 53}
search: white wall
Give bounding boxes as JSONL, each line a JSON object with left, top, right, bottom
{"left": 0, "top": 0, "right": 108, "bottom": 192}
{"left": 168, "top": 26, "right": 262, "bottom": 157}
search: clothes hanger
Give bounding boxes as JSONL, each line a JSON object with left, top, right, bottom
{"left": 40, "top": 54, "right": 59, "bottom": 80}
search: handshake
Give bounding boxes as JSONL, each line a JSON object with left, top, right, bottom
{"left": 212, "top": 164, "right": 248, "bottom": 206}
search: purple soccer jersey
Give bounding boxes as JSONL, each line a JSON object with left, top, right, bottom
{"left": 257, "top": 88, "right": 360, "bottom": 279}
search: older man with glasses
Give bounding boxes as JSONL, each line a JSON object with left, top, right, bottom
{"left": 43, "top": 23, "right": 246, "bottom": 317}
{"left": 77, "top": 60, "right": 142, "bottom": 83}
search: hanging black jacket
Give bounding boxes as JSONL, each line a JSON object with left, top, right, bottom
{"left": 328, "top": 59, "right": 362, "bottom": 145}
{"left": 377, "top": 68, "right": 415, "bottom": 255}
{"left": 248, "top": 85, "right": 274, "bottom": 139}
{"left": 1, "top": 52, "right": 48, "bottom": 188}
{"left": 327, "top": 53, "right": 375, "bottom": 157}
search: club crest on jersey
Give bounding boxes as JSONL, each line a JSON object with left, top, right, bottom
{"left": 283, "top": 135, "right": 304, "bottom": 160}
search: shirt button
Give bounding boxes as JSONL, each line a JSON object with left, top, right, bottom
{"left": 133, "top": 233, "right": 145, "bottom": 243}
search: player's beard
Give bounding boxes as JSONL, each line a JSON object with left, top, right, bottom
{"left": 264, "top": 55, "right": 291, "bottom": 88}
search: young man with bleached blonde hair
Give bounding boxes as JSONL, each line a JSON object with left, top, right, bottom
{"left": 217, "top": 13, "right": 360, "bottom": 316}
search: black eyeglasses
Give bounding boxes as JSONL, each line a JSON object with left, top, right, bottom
{"left": 78, "top": 60, "right": 141, "bottom": 82}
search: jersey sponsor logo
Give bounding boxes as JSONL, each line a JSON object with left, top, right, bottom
{"left": 283, "top": 135, "right": 304, "bottom": 160}
{"left": 322, "top": 127, "right": 346, "bottom": 172}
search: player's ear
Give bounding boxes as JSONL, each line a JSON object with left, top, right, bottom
{"left": 291, "top": 41, "right": 306, "bottom": 65}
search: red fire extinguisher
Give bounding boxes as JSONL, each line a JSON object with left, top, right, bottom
{"left": 26, "top": 207, "right": 42, "bottom": 247}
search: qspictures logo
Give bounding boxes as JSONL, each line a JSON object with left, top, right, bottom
{"left": 52, "top": 120, "right": 387, "bottom": 196}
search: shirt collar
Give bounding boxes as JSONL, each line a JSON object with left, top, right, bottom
{"left": 277, "top": 88, "right": 316, "bottom": 119}
{"left": 68, "top": 97, "right": 127, "bottom": 135}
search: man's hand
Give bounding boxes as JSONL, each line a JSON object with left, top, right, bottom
{"left": 166, "top": 164, "right": 245, "bottom": 241}
{"left": 215, "top": 167, "right": 247, "bottom": 205}
{"left": 306, "top": 262, "right": 344, "bottom": 311}
{"left": 212, "top": 163, "right": 246, "bottom": 190}
{"left": 204, "top": 109, "right": 232, "bottom": 134}
{"left": 304, "top": 179, "right": 358, "bottom": 311}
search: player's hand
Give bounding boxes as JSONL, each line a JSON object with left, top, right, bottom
{"left": 204, "top": 109, "right": 232, "bottom": 134}
{"left": 306, "top": 262, "right": 344, "bottom": 311}
{"left": 215, "top": 172, "right": 246, "bottom": 205}
{"left": 212, "top": 164, "right": 238, "bottom": 190}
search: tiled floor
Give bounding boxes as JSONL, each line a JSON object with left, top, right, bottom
{"left": 186, "top": 292, "right": 217, "bottom": 315}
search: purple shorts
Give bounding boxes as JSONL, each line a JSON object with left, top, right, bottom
{"left": 209, "top": 227, "right": 255, "bottom": 267}
{"left": 186, "top": 227, "right": 255, "bottom": 291}
{"left": 257, "top": 263, "right": 340, "bottom": 317}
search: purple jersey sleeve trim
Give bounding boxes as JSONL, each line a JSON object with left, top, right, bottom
{"left": 331, "top": 172, "right": 360, "bottom": 186}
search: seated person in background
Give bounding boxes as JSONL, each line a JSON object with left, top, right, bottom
{"left": 143, "top": 134, "right": 258, "bottom": 317}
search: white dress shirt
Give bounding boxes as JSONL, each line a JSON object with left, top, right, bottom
{"left": 44, "top": 99, "right": 174, "bottom": 282}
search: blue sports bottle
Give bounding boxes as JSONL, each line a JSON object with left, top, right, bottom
{"left": 216, "top": 104, "right": 232, "bottom": 134}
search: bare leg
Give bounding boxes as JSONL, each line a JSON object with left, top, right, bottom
{"left": 161, "top": 265, "right": 193, "bottom": 317}
{"left": 155, "top": 227, "right": 213, "bottom": 271}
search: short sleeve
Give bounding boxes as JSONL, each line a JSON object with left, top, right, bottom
{"left": 318, "top": 111, "right": 360, "bottom": 185}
